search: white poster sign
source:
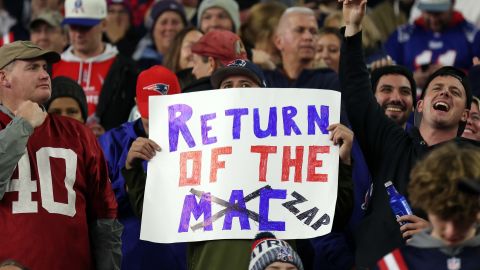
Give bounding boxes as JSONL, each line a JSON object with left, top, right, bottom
{"left": 141, "top": 88, "right": 341, "bottom": 243}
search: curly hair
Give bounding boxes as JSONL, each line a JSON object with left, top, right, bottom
{"left": 409, "top": 142, "right": 480, "bottom": 223}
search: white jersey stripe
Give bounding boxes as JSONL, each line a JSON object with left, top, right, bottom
{"left": 384, "top": 253, "right": 401, "bottom": 270}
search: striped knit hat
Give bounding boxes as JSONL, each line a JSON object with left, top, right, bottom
{"left": 249, "top": 232, "right": 303, "bottom": 270}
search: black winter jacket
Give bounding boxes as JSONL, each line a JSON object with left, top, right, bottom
{"left": 96, "top": 54, "right": 139, "bottom": 130}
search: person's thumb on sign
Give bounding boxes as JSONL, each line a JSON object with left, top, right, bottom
{"left": 125, "top": 137, "right": 161, "bottom": 169}
{"left": 327, "top": 123, "right": 353, "bottom": 165}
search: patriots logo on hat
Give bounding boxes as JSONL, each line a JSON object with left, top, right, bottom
{"left": 73, "top": 0, "right": 85, "bottom": 13}
{"left": 143, "top": 83, "right": 169, "bottom": 95}
{"left": 276, "top": 247, "right": 294, "bottom": 263}
{"left": 228, "top": 59, "right": 247, "bottom": 67}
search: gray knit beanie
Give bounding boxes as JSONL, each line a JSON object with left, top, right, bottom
{"left": 197, "top": 0, "right": 240, "bottom": 32}
{"left": 249, "top": 232, "right": 304, "bottom": 270}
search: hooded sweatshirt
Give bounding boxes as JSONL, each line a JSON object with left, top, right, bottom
{"left": 376, "top": 228, "right": 480, "bottom": 270}
{"left": 52, "top": 44, "right": 118, "bottom": 117}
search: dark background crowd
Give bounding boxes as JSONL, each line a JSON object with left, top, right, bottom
{"left": 1, "top": 0, "right": 480, "bottom": 269}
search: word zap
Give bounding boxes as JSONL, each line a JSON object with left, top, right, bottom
{"left": 141, "top": 88, "right": 341, "bottom": 243}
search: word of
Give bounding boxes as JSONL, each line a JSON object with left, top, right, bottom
{"left": 179, "top": 146, "right": 331, "bottom": 186}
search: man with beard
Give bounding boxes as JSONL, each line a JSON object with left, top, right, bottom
{"left": 370, "top": 65, "right": 416, "bottom": 130}
{"left": 339, "top": 0, "right": 473, "bottom": 268}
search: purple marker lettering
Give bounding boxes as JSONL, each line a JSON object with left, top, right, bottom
{"left": 169, "top": 104, "right": 196, "bottom": 152}
{"left": 282, "top": 106, "right": 302, "bottom": 136}
{"left": 225, "top": 108, "right": 248, "bottom": 139}
{"left": 223, "top": 190, "right": 251, "bottom": 230}
{"left": 307, "top": 105, "right": 329, "bottom": 135}
{"left": 178, "top": 193, "right": 213, "bottom": 232}
{"left": 259, "top": 188, "right": 286, "bottom": 231}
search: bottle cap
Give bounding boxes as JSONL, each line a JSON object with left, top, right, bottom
{"left": 384, "top": 181, "right": 393, "bottom": 187}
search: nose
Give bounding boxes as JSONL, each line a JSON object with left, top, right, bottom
{"left": 319, "top": 49, "right": 329, "bottom": 59}
{"left": 38, "top": 30, "right": 48, "bottom": 40}
{"left": 439, "top": 87, "right": 450, "bottom": 97}
{"left": 40, "top": 68, "right": 50, "bottom": 80}
{"left": 302, "top": 30, "right": 314, "bottom": 41}
{"left": 390, "top": 89, "right": 402, "bottom": 102}
{"left": 467, "top": 114, "right": 474, "bottom": 125}
{"left": 443, "top": 221, "right": 460, "bottom": 241}
{"left": 210, "top": 17, "right": 221, "bottom": 28}
{"left": 165, "top": 21, "right": 176, "bottom": 31}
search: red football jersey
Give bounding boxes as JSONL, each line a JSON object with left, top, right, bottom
{"left": 0, "top": 112, "right": 117, "bottom": 270}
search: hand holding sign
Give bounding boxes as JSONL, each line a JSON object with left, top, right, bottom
{"left": 327, "top": 123, "right": 353, "bottom": 165}
{"left": 125, "top": 137, "right": 161, "bottom": 170}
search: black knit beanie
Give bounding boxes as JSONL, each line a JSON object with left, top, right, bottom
{"left": 45, "top": 76, "right": 88, "bottom": 123}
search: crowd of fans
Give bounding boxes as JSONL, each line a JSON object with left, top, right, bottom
{"left": 1, "top": 0, "right": 480, "bottom": 269}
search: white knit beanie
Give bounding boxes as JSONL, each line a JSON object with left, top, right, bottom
{"left": 197, "top": 0, "right": 240, "bottom": 32}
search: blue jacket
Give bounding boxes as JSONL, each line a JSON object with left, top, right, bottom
{"left": 99, "top": 119, "right": 187, "bottom": 270}
{"left": 263, "top": 67, "right": 340, "bottom": 90}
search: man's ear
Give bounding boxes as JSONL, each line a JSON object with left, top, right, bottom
{"left": 207, "top": 56, "right": 217, "bottom": 76}
{"left": 461, "top": 109, "right": 469, "bottom": 122}
{"left": 416, "top": 99, "right": 424, "bottom": 113}
{"left": 273, "top": 33, "right": 283, "bottom": 51}
{"left": 0, "top": 71, "right": 11, "bottom": 88}
{"left": 100, "top": 19, "right": 107, "bottom": 31}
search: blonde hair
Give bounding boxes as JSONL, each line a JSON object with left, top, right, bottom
{"left": 240, "top": 2, "right": 287, "bottom": 48}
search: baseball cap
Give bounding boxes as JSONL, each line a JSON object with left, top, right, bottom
{"left": 136, "top": 65, "right": 181, "bottom": 119}
{"left": 30, "top": 10, "right": 64, "bottom": 30}
{"left": 211, "top": 59, "right": 267, "bottom": 89}
{"left": 0, "top": 41, "right": 60, "bottom": 70}
{"left": 191, "top": 30, "right": 247, "bottom": 65}
{"left": 249, "top": 232, "right": 304, "bottom": 270}
{"left": 63, "top": 0, "right": 107, "bottom": 27}
{"left": 417, "top": 0, "right": 452, "bottom": 12}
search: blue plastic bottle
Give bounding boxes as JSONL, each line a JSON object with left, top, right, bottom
{"left": 384, "top": 181, "right": 413, "bottom": 225}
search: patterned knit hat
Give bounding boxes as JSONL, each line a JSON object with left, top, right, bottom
{"left": 249, "top": 232, "right": 304, "bottom": 270}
